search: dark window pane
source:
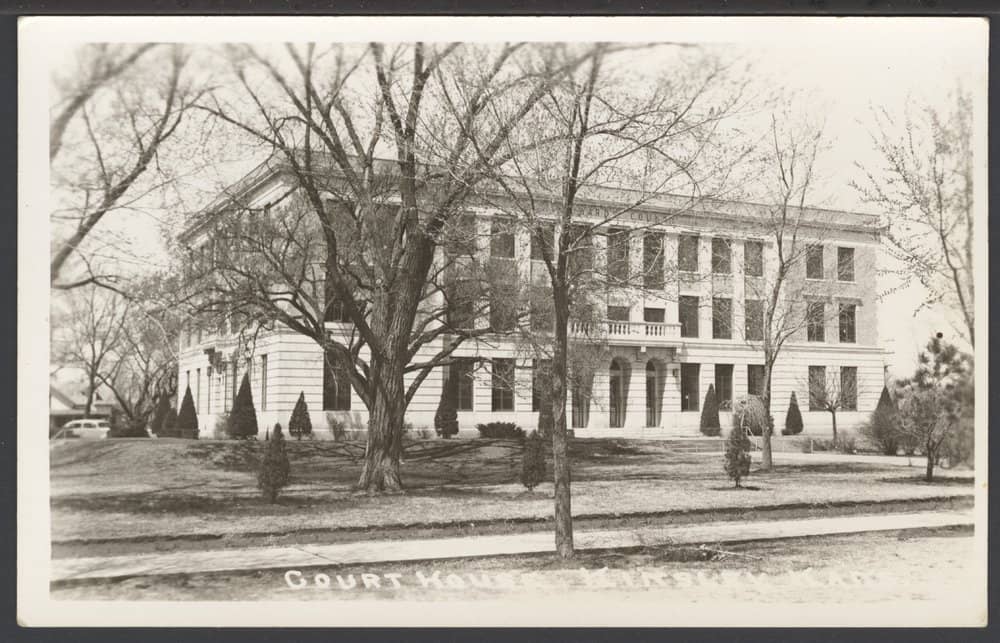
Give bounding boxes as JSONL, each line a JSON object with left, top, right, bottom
{"left": 840, "top": 366, "right": 858, "bottom": 411}
{"left": 679, "top": 295, "right": 699, "bottom": 338}
{"left": 807, "top": 301, "right": 825, "bottom": 341}
{"left": 323, "top": 352, "right": 352, "bottom": 411}
{"left": 531, "top": 223, "right": 554, "bottom": 261}
{"left": 678, "top": 234, "right": 699, "bottom": 272}
{"left": 747, "top": 365, "right": 765, "bottom": 397}
{"left": 715, "top": 364, "right": 733, "bottom": 408}
{"left": 838, "top": 303, "right": 857, "bottom": 343}
{"left": 681, "top": 364, "right": 700, "bottom": 411}
{"left": 643, "top": 232, "right": 664, "bottom": 289}
{"left": 453, "top": 358, "right": 475, "bottom": 411}
{"left": 532, "top": 359, "right": 551, "bottom": 412}
{"left": 643, "top": 307, "right": 665, "bottom": 323}
{"left": 745, "top": 240, "right": 764, "bottom": 277}
{"left": 446, "top": 278, "right": 478, "bottom": 330}
{"left": 566, "top": 224, "right": 594, "bottom": 279}
{"left": 807, "top": 244, "right": 824, "bottom": 280}
{"left": 491, "top": 359, "right": 515, "bottom": 412}
{"left": 607, "top": 227, "right": 630, "bottom": 284}
{"left": 712, "top": 297, "right": 732, "bottom": 339}
{"left": 607, "top": 305, "right": 630, "bottom": 322}
{"left": 837, "top": 247, "right": 855, "bottom": 281}
{"left": 745, "top": 299, "right": 764, "bottom": 341}
{"left": 809, "top": 365, "right": 827, "bottom": 411}
{"left": 448, "top": 213, "right": 478, "bottom": 256}
{"left": 711, "top": 238, "right": 732, "bottom": 274}
{"left": 490, "top": 219, "right": 515, "bottom": 258}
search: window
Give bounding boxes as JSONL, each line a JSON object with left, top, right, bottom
{"left": 446, "top": 278, "right": 477, "bottom": 330}
{"left": 745, "top": 299, "right": 764, "bottom": 341}
{"left": 207, "top": 366, "right": 212, "bottom": 414}
{"left": 607, "top": 305, "right": 630, "bottom": 322}
{"left": 839, "top": 303, "right": 857, "bottom": 343}
{"left": 490, "top": 218, "right": 515, "bottom": 258}
{"left": 837, "top": 247, "right": 855, "bottom": 282}
{"left": 196, "top": 368, "right": 201, "bottom": 414}
{"left": 643, "top": 232, "right": 664, "bottom": 289}
{"left": 323, "top": 354, "right": 352, "bottom": 411}
{"left": 324, "top": 291, "right": 355, "bottom": 323}
{"left": 807, "top": 301, "right": 826, "bottom": 342}
{"left": 712, "top": 297, "right": 732, "bottom": 339}
{"left": 489, "top": 278, "right": 518, "bottom": 332}
{"left": 744, "top": 240, "right": 764, "bottom": 277}
{"left": 679, "top": 295, "right": 699, "bottom": 338}
{"left": 607, "top": 227, "right": 630, "bottom": 283}
{"left": 531, "top": 223, "right": 554, "bottom": 261}
{"left": 680, "top": 364, "right": 700, "bottom": 412}
{"left": 453, "top": 358, "right": 475, "bottom": 411}
{"left": 530, "top": 289, "right": 554, "bottom": 332}
{"left": 715, "top": 364, "right": 733, "bottom": 408}
{"left": 643, "top": 307, "right": 665, "bottom": 323}
{"left": 491, "top": 359, "right": 515, "bottom": 412}
{"left": 711, "top": 238, "right": 732, "bottom": 274}
{"left": 260, "top": 355, "right": 268, "bottom": 411}
{"left": 841, "top": 366, "right": 858, "bottom": 411}
{"left": 809, "top": 365, "right": 827, "bottom": 411}
{"left": 748, "top": 365, "right": 765, "bottom": 397}
{"left": 566, "top": 224, "right": 594, "bottom": 277}
{"left": 532, "top": 359, "right": 551, "bottom": 412}
{"left": 449, "top": 213, "right": 478, "bottom": 256}
{"left": 806, "top": 244, "right": 824, "bottom": 279}
{"left": 678, "top": 234, "right": 699, "bottom": 272}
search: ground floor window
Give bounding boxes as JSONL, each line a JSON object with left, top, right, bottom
{"left": 808, "top": 365, "right": 827, "bottom": 411}
{"left": 680, "top": 363, "right": 700, "bottom": 412}
{"left": 323, "top": 351, "right": 352, "bottom": 411}
{"left": 748, "top": 364, "right": 765, "bottom": 398}
{"left": 715, "top": 364, "right": 733, "bottom": 409}
{"left": 571, "top": 372, "right": 592, "bottom": 429}
{"left": 453, "top": 358, "right": 475, "bottom": 411}
{"left": 532, "top": 358, "right": 551, "bottom": 412}
{"left": 491, "top": 358, "right": 515, "bottom": 412}
{"left": 609, "top": 358, "right": 629, "bottom": 427}
{"left": 645, "top": 361, "right": 663, "bottom": 427}
{"left": 840, "top": 366, "right": 858, "bottom": 410}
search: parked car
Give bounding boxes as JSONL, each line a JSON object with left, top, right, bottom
{"left": 52, "top": 419, "right": 111, "bottom": 440}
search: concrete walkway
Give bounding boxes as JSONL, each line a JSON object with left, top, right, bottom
{"left": 52, "top": 509, "right": 973, "bottom": 583}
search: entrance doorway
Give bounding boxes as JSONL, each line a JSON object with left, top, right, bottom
{"left": 609, "top": 358, "right": 629, "bottom": 428}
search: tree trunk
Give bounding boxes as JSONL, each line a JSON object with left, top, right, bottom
{"left": 831, "top": 411, "right": 838, "bottom": 442}
{"left": 760, "top": 359, "right": 774, "bottom": 470}
{"left": 925, "top": 444, "right": 935, "bottom": 482}
{"left": 357, "top": 355, "right": 406, "bottom": 494}
{"left": 551, "top": 290, "right": 574, "bottom": 558}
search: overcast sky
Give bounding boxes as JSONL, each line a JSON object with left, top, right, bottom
{"left": 31, "top": 17, "right": 987, "bottom": 377}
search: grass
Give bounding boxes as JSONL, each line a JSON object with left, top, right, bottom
{"left": 50, "top": 438, "right": 974, "bottom": 547}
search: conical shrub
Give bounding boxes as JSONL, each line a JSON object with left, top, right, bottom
{"left": 783, "top": 391, "right": 804, "bottom": 435}
{"left": 434, "top": 371, "right": 459, "bottom": 438}
{"left": 288, "top": 391, "right": 312, "bottom": 441}
{"left": 699, "top": 384, "right": 721, "bottom": 436}
{"left": 227, "top": 372, "right": 259, "bottom": 439}
{"left": 258, "top": 423, "right": 290, "bottom": 503}
{"left": 176, "top": 385, "right": 199, "bottom": 439}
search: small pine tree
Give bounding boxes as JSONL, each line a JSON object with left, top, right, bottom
{"left": 699, "top": 384, "right": 721, "bottom": 436}
{"left": 864, "top": 385, "right": 902, "bottom": 455}
{"left": 150, "top": 394, "right": 171, "bottom": 437}
{"left": 783, "top": 392, "right": 804, "bottom": 435}
{"left": 724, "top": 418, "right": 752, "bottom": 488}
{"left": 288, "top": 392, "right": 312, "bottom": 441}
{"left": 434, "top": 373, "right": 459, "bottom": 439}
{"left": 162, "top": 407, "right": 178, "bottom": 438}
{"left": 176, "top": 385, "right": 199, "bottom": 439}
{"left": 258, "top": 423, "right": 290, "bottom": 503}
{"left": 227, "top": 372, "right": 259, "bottom": 439}
{"left": 521, "top": 430, "right": 546, "bottom": 491}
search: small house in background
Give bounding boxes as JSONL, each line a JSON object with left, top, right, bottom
{"left": 49, "top": 383, "right": 116, "bottom": 435}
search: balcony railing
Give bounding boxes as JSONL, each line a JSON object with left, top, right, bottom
{"left": 570, "top": 319, "right": 682, "bottom": 343}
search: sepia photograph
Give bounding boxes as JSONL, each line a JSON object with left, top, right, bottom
{"left": 18, "top": 15, "right": 987, "bottom": 627}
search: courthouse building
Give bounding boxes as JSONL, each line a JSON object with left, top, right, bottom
{"left": 177, "top": 160, "right": 888, "bottom": 439}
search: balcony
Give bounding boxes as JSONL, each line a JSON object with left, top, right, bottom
{"left": 570, "top": 319, "right": 682, "bottom": 347}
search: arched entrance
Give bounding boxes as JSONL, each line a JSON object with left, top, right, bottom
{"left": 609, "top": 358, "right": 630, "bottom": 428}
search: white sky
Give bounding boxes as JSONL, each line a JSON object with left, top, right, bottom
{"left": 28, "top": 16, "right": 988, "bottom": 376}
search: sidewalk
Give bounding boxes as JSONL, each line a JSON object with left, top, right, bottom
{"left": 51, "top": 509, "right": 973, "bottom": 583}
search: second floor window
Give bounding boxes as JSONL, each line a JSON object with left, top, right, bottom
{"left": 643, "top": 307, "right": 665, "bottom": 323}
{"left": 490, "top": 218, "right": 515, "bottom": 259}
{"left": 446, "top": 279, "right": 478, "bottom": 330}
{"left": 839, "top": 303, "right": 857, "bottom": 343}
{"left": 679, "top": 295, "right": 699, "bottom": 338}
{"left": 806, "top": 244, "right": 824, "bottom": 279}
{"left": 491, "top": 358, "right": 515, "bottom": 412}
{"left": 838, "top": 247, "right": 855, "bottom": 281}
{"left": 607, "top": 227, "right": 630, "bottom": 284}
{"left": 643, "top": 232, "right": 664, "bottom": 289}
{"left": 678, "top": 234, "right": 699, "bottom": 272}
{"left": 807, "top": 301, "right": 825, "bottom": 342}
{"left": 711, "top": 238, "right": 732, "bottom": 274}
{"left": 745, "top": 299, "right": 764, "bottom": 341}
{"left": 531, "top": 223, "right": 554, "bottom": 261}
{"left": 607, "top": 305, "right": 630, "bottom": 322}
{"left": 712, "top": 297, "right": 732, "bottom": 339}
{"left": 566, "top": 224, "right": 594, "bottom": 277}
{"left": 744, "top": 240, "right": 764, "bottom": 277}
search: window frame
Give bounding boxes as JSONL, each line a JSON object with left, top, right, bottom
{"left": 680, "top": 363, "right": 700, "bottom": 412}
{"left": 806, "top": 244, "right": 825, "bottom": 280}
{"left": 711, "top": 237, "right": 732, "bottom": 274}
{"left": 643, "top": 231, "right": 665, "bottom": 289}
{"left": 808, "top": 365, "right": 827, "bottom": 411}
{"left": 837, "top": 246, "right": 855, "bottom": 282}
{"left": 747, "top": 364, "right": 766, "bottom": 398}
{"left": 454, "top": 358, "right": 475, "bottom": 412}
{"left": 840, "top": 366, "right": 858, "bottom": 411}
{"left": 806, "top": 301, "right": 826, "bottom": 342}
{"left": 678, "top": 234, "right": 699, "bottom": 273}
{"left": 606, "top": 227, "right": 630, "bottom": 284}
{"left": 490, "top": 218, "right": 515, "bottom": 259}
{"left": 679, "top": 295, "right": 699, "bottom": 338}
{"left": 838, "top": 303, "right": 857, "bottom": 343}
{"left": 712, "top": 297, "right": 732, "bottom": 339}
{"left": 491, "top": 358, "right": 515, "bottom": 412}
{"left": 744, "top": 298, "right": 764, "bottom": 341}
{"left": 715, "top": 364, "right": 734, "bottom": 409}
{"left": 744, "top": 240, "right": 764, "bottom": 277}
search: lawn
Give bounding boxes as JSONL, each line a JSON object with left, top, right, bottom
{"left": 50, "top": 438, "right": 973, "bottom": 547}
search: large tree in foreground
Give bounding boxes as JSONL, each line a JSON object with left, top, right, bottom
{"left": 192, "top": 43, "right": 603, "bottom": 492}
{"left": 854, "top": 88, "right": 975, "bottom": 348}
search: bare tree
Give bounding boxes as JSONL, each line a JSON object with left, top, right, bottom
{"left": 50, "top": 44, "right": 207, "bottom": 290}
{"left": 805, "top": 365, "right": 859, "bottom": 443}
{"left": 190, "top": 43, "right": 600, "bottom": 492}
{"left": 466, "top": 44, "right": 748, "bottom": 557}
{"left": 853, "top": 88, "right": 975, "bottom": 347}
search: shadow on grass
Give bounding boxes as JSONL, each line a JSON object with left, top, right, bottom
{"left": 879, "top": 476, "right": 974, "bottom": 486}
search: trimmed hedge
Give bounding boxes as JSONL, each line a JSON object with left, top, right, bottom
{"left": 476, "top": 422, "right": 525, "bottom": 440}
{"left": 699, "top": 384, "right": 721, "bottom": 436}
